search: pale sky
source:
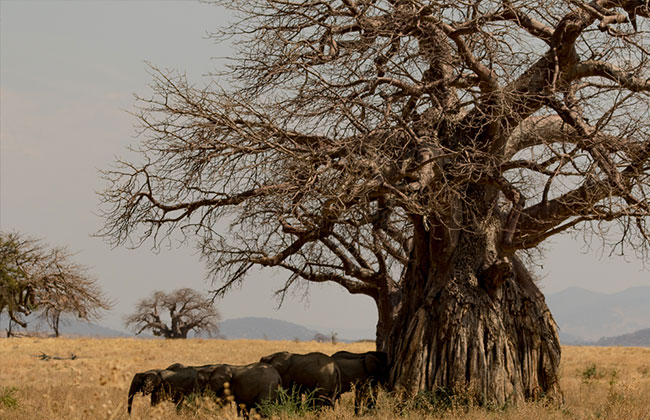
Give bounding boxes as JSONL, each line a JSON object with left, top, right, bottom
{"left": 1, "top": 1, "right": 648, "bottom": 339}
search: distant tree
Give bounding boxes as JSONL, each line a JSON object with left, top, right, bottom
{"left": 0, "top": 231, "right": 113, "bottom": 337}
{"left": 0, "top": 233, "right": 37, "bottom": 331}
{"left": 34, "top": 247, "right": 114, "bottom": 337}
{"left": 313, "top": 332, "right": 328, "bottom": 343}
{"left": 125, "top": 288, "right": 220, "bottom": 339}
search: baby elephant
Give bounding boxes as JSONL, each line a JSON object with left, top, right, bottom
{"left": 260, "top": 351, "right": 341, "bottom": 407}
{"left": 207, "top": 362, "right": 282, "bottom": 413}
{"left": 127, "top": 366, "right": 209, "bottom": 414}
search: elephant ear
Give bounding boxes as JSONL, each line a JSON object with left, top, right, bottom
{"left": 209, "top": 366, "right": 233, "bottom": 394}
{"left": 129, "top": 373, "right": 145, "bottom": 394}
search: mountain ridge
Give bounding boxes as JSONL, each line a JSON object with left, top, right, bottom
{"left": 218, "top": 317, "right": 329, "bottom": 341}
{"left": 546, "top": 286, "right": 650, "bottom": 345}
{"left": 0, "top": 315, "right": 128, "bottom": 338}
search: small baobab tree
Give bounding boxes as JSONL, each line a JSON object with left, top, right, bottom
{"left": 125, "top": 288, "right": 221, "bottom": 339}
{"left": 100, "top": 0, "right": 650, "bottom": 405}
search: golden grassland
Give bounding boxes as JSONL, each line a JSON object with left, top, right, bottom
{"left": 0, "top": 337, "right": 649, "bottom": 420}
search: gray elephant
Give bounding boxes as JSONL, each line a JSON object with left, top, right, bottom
{"left": 206, "top": 362, "right": 282, "bottom": 413}
{"left": 332, "top": 350, "right": 388, "bottom": 414}
{"left": 164, "top": 361, "right": 281, "bottom": 415}
{"left": 127, "top": 366, "right": 209, "bottom": 414}
{"left": 260, "top": 351, "right": 341, "bottom": 407}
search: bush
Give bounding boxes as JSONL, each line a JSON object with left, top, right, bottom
{"left": 0, "top": 386, "right": 19, "bottom": 409}
{"left": 409, "top": 388, "right": 456, "bottom": 412}
{"left": 256, "top": 386, "right": 322, "bottom": 417}
{"left": 581, "top": 363, "right": 603, "bottom": 383}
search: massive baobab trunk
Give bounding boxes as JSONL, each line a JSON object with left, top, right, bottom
{"left": 387, "top": 215, "right": 561, "bottom": 404}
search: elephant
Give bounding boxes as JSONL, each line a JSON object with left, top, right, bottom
{"left": 163, "top": 361, "right": 281, "bottom": 415}
{"left": 206, "top": 362, "right": 282, "bottom": 414}
{"left": 260, "top": 351, "right": 341, "bottom": 407}
{"left": 127, "top": 366, "right": 210, "bottom": 414}
{"left": 332, "top": 350, "right": 388, "bottom": 414}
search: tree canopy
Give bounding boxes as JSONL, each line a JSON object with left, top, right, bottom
{"left": 101, "top": 0, "right": 649, "bottom": 298}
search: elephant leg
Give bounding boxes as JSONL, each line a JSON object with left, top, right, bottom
{"left": 172, "top": 393, "right": 186, "bottom": 410}
{"left": 353, "top": 386, "right": 362, "bottom": 415}
{"left": 151, "top": 390, "right": 161, "bottom": 406}
{"left": 369, "top": 381, "right": 379, "bottom": 409}
{"left": 236, "top": 403, "right": 250, "bottom": 420}
{"left": 354, "top": 382, "right": 376, "bottom": 415}
{"left": 323, "top": 393, "right": 337, "bottom": 409}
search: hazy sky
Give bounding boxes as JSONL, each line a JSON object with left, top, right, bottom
{"left": 1, "top": 1, "right": 648, "bottom": 339}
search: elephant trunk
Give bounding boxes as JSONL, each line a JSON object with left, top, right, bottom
{"left": 127, "top": 374, "right": 143, "bottom": 415}
{"left": 127, "top": 392, "right": 134, "bottom": 415}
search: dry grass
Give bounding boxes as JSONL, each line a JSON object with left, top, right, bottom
{"left": 0, "top": 338, "right": 649, "bottom": 420}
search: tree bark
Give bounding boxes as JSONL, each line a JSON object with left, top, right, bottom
{"left": 375, "top": 288, "right": 401, "bottom": 353}
{"left": 386, "top": 217, "right": 561, "bottom": 405}
{"left": 53, "top": 312, "right": 60, "bottom": 338}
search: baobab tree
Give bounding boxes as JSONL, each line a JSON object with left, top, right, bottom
{"left": 99, "top": 0, "right": 650, "bottom": 404}
{"left": 125, "top": 288, "right": 221, "bottom": 339}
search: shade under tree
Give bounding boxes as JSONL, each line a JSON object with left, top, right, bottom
{"left": 99, "top": 0, "right": 650, "bottom": 405}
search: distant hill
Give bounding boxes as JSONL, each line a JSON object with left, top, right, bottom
{"left": 219, "top": 317, "right": 328, "bottom": 341}
{"left": 0, "top": 315, "right": 128, "bottom": 338}
{"left": 1, "top": 314, "right": 348, "bottom": 341}
{"left": 546, "top": 286, "right": 650, "bottom": 344}
{"left": 596, "top": 328, "right": 650, "bottom": 347}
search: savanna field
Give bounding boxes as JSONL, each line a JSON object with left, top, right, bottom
{"left": 0, "top": 338, "right": 649, "bottom": 420}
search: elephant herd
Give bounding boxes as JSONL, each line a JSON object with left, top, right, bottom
{"left": 128, "top": 350, "right": 388, "bottom": 416}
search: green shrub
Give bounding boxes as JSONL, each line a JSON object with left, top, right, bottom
{"left": 581, "top": 363, "right": 601, "bottom": 382}
{"left": 0, "top": 386, "right": 19, "bottom": 409}
{"left": 410, "top": 388, "right": 455, "bottom": 411}
{"left": 398, "top": 387, "right": 480, "bottom": 414}
{"left": 256, "top": 386, "right": 322, "bottom": 417}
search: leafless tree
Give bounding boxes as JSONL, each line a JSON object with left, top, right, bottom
{"left": 99, "top": 0, "right": 650, "bottom": 404}
{"left": 1, "top": 231, "right": 112, "bottom": 336}
{"left": 34, "top": 246, "right": 114, "bottom": 337}
{"left": 125, "top": 288, "right": 221, "bottom": 339}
